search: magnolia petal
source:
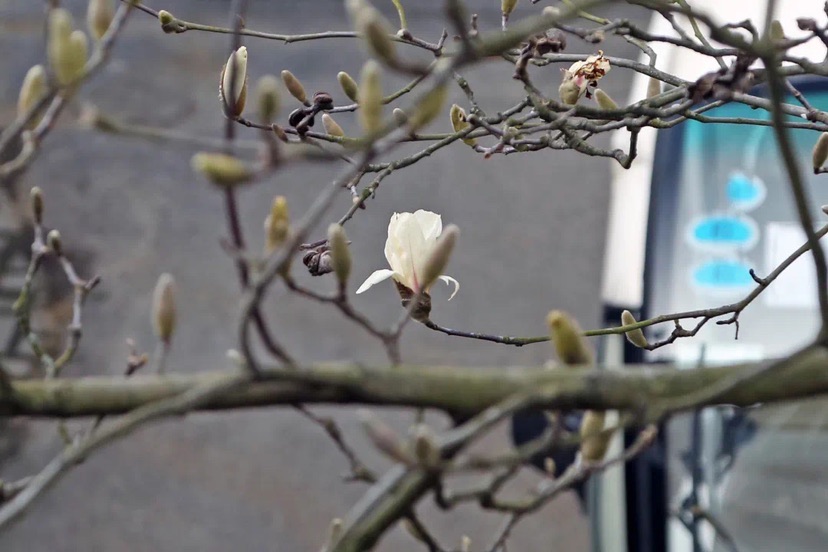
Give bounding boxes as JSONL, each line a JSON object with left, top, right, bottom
{"left": 356, "top": 269, "right": 396, "bottom": 294}
{"left": 437, "top": 275, "right": 460, "bottom": 300}
{"left": 412, "top": 209, "right": 442, "bottom": 242}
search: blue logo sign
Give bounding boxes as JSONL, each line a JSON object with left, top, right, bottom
{"left": 686, "top": 214, "right": 758, "bottom": 253}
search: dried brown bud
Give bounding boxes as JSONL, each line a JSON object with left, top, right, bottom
{"left": 220, "top": 46, "right": 248, "bottom": 117}
{"left": 303, "top": 247, "right": 334, "bottom": 276}
{"left": 46, "top": 229, "right": 62, "bottom": 256}
{"left": 547, "top": 310, "right": 592, "bottom": 365}
{"left": 17, "top": 65, "right": 47, "bottom": 126}
{"left": 358, "top": 61, "right": 383, "bottom": 134}
{"left": 322, "top": 113, "right": 345, "bottom": 137}
{"left": 337, "top": 71, "right": 360, "bottom": 102}
{"left": 151, "top": 273, "right": 176, "bottom": 344}
{"left": 313, "top": 91, "right": 335, "bottom": 111}
{"left": 327, "top": 224, "right": 351, "bottom": 287}
{"left": 621, "top": 310, "right": 648, "bottom": 349}
{"left": 264, "top": 196, "right": 290, "bottom": 253}
{"left": 580, "top": 410, "right": 611, "bottom": 463}
{"left": 420, "top": 224, "right": 458, "bottom": 293}
{"left": 191, "top": 152, "right": 253, "bottom": 187}
{"left": 255, "top": 75, "right": 280, "bottom": 123}
{"left": 30, "top": 186, "right": 44, "bottom": 224}
{"left": 87, "top": 0, "right": 114, "bottom": 40}
{"left": 647, "top": 76, "right": 662, "bottom": 99}
{"left": 594, "top": 88, "right": 618, "bottom": 110}
{"left": 281, "top": 70, "right": 308, "bottom": 105}
{"left": 813, "top": 133, "right": 828, "bottom": 173}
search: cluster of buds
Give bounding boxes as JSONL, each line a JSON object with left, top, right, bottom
{"left": 47, "top": 8, "right": 89, "bottom": 87}
{"left": 558, "top": 51, "right": 611, "bottom": 105}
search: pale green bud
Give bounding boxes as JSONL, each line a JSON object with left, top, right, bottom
{"left": 322, "top": 113, "right": 345, "bottom": 137}
{"left": 410, "top": 424, "right": 439, "bottom": 467}
{"left": 191, "top": 152, "right": 253, "bottom": 187}
{"left": 47, "top": 9, "right": 76, "bottom": 86}
{"left": 813, "top": 133, "right": 828, "bottom": 173}
{"left": 337, "top": 71, "right": 359, "bottom": 102}
{"left": 595, "top": 88, "right": 618, "bottom": 110}
{"left": 17, "top": 65, "right": 47, "bottom": 126}
{"left": 30, "top": 186, "right": 44, "bottom": 224}
{"left": 347, "top": 0, "right": 397, "bottom": 65}
{"left": 547, "top": 310, "right": 592, "bottom": 365}
{"left": 409, "top": 84, "right": 447, "bottom": 130}
{"left": 770, "top": 20, "right": 785, "bottom": 42}
{"left": 420, "top": 224, "right": 458, "bottom": 292}
{"left": 558, "top": 79, "right": 581, "bottom": 106}
{"left": 87, "top": 0, "right": 114, "bottom": 40}
{"left": 358, "top": 60, "right": 383, "bottom": 134}
{"left": 66, "top": 30, "right": 89, "bottom": 83}
{"left": 327, "top": 223, "right": 351, "bottom": 287}
{"left": 580, "top": 410, "right": 611, "bottom": 462}
{"left": 392, "top": 107, "right": 408, "bottom": 127}
{"left": 220, "top": 46, "right": 248, "bottom": 117}
{"left": 151, "top": 273, "right": 176, "bottom": 344}
{"left": 281, "top": 70, "right": 308, "bottom": 104}
{"left": 255, "top": 75, "right": 280, "bottom": 123}
{"left": 450, "top": 104, "right": 476, "bottom": 146}
{"left": 621, "top": 310, "right": 648, "bottom": 349}
{"left": 502, "top": 0, "right": 519, "bottom": 29}
{"left": 264, "top": 196, "right": 290, "bottom": 253}
{"left": 47, "top": 230, "right": 62, "bottom": 256}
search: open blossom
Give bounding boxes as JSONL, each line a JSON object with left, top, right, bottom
{"left": 561, "top": 51, "right": 610, "bottom": 101}
{"left": 356, "top": 210, "right": 459, "bottom": 299}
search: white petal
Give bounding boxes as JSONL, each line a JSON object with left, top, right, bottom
{"left": 412, "top": 210, "right": 442, "bottom": 242}
{"left": 356, "top": 269, "right": 396, "bottom": 294}
{"left": 437, "top": 275, "right": 460, "bottom": 300}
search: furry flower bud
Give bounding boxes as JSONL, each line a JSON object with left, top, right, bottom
{"left": 46, "top": 230, "right": 63, "bottom": 256}
{"left": 87, "top": 0, "right": 114, "bottom": 40}
{"left": 191, "top": 152, "right": 253, "bottom": 187}
{"left": 255, "top": 75, "right": 280, "bottom": 123}
{"left": 595, "top": 89, "right": 618, "bottom": 110}
{"left": 813, "top": 133, "right": 828, "bottom": 173}
{"left": 327, "top": 223, "right": 352, "bottom": 287}
{"left": 264, "top": 196, "right": 290, "bottom": 253}
{"left": 347, "top": 0, "right": 397, "bottom": 65}
{"left": 322, "top": 113, "right": 345, "bottom": 137}
{"left": 17, "top": 65, "right": 47, "bottom": 126}
{"left": 151, "top": 273, "right": 176, "bottom": 344}
{"left": 220, "top": 46, "right": 248, "bottom": 117}
{"left": 30, "top": 186, "right": 44, "bottom": 224}
{"left": 559, "top": 79, "right": 581, "bottom": 105}
{"left": 621, "top": 310, "right": 648, "bottom": 349}
{"left": 337, "top": 71, "right": 360, "bottom": 102}
{"left": 48, "top": 10, "right": 87, "bottom": 86}
{"left": 450, "top": 104, "right": 476, "bottom": 146}
{"left": 281, "top": 70, "right": 308, "bottom": 105}
{"left": 580, "top": 410, "right": 611, "bottom": 462}
{"left": 358, "top": 61, "right": 383, "bottom": 134}
{"left": 547, "top": 310, "right": 592, "bottom": 365}
{"left": 409, "top": 84, "right": 447, "bottom": 131}
{"left": 392, "top": 107, "right": 408, "bottom": 127}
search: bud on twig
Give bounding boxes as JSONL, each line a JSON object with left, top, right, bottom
{"left": 157, "top": 10, "right": 179, "bottom": 33}
{"left": 580, "top": 410, "right": 611, "bottom": 462}
{"left": 46, "top": 229, "right": 62, "bottom": 256}
{"left": 501, "top": 0, "right": 518, "bottom": 30}
{"left": 48, "top": 9, "right": 87, "bottom": 86}
{"left": 30, "top": 186, "right": 44, "bottom": 225}
{"left": 191, "top": 152, "right": 253, "bottom": 187}
{"left": 255, "top": 75, "right": 280, "bottom": 123}
{"left": 337, "top": 71, "right": 359, "bottom": 102}
{"left": 322, "top": 113, "right": 345, "bottom": 137}
{"left": 358, "top": 61, "right": 383, "bottom": 134}
{"left": 392, "top": 107, "right": 408, "bottom": 127}
{"left": 358, "top": 409, "right": 412, "bottom": 464}
{"left": 281, "top": 70, "right": 308, "bottom": 105}
{"left": 409, "top": 84, "right": 447, "bottom": 131}
{"left": 769, "top": 19, "right": 785, "bottom": 42}
{"left": 220, "top": 46, "right": 248, "bottom": 117}
{"left": 347, "top": 0, "right": 398, "bottom": 66}
{"left": 420, "top": 224, "right": 458, "bottom": 293}
{"left": 621, "top": 310, "right": 648, "bottom": 349}
{"left": 594, "top": 88, "right": 618, "bottom": 110}
{"left": 17, "top": 65, "right": 47, "bottom": 126}
{"left": 264, "top": 196, "right": 290, "bottom": 253}
{"left": 647, "top": 76, "right": 662, "bottom": 99}
{"left": 87, "top": 0, "right": 114, "bottom": 40}
{"left": 813, "top": 132, "right": 828, "bottom": 173}
{"left": 450, "top": 104, "right": 476, "bottom": 146}
{"left": 558, "top": 79, "right": 581, "bottom": 106}
{"left": 151, "top": 273, "right": 176, "bottom": 345}
{"left": 547, "top": 310, "right": 593, "bottom": 365}
{"left": 410, "top": 424, "right": 440, "bottom": 467}
{"left": 327, "top": 223, "right": 351, "bottom": 288}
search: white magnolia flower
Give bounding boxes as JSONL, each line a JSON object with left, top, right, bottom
{"left": 356, "top": 210, "right": 459, "bottom": 299}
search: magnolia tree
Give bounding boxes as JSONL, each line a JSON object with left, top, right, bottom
{"left": 2, "top": 0, "right": 828, "bottom": 550}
